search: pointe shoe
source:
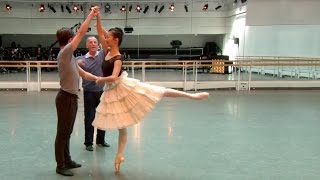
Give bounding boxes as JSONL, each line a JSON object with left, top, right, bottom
{"left": 114, "top": 156, "right": 125, "bottom": 172}
{"left": 193, "top": 92, "right": 209, "bottom": 100}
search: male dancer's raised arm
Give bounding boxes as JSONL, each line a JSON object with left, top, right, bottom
{"left": 70, "top": 6, "right": 99, "bottom": 51}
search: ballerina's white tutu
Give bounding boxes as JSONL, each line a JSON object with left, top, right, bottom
{"left": 92, "top": 71, "right": 165, "bottom": 130}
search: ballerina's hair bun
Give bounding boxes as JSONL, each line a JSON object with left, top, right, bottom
{"left": 109, "top": 27, "right": 124, "bottom": 46}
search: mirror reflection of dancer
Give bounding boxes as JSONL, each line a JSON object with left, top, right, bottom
{"left": 54, "top": 7, "right": 99, "bottom": 177}
{"left": 92, "top": 8, "right": 209, "bottom": 173}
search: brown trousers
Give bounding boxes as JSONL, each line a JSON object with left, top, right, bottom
{"left": 54, "top": 89, "right": 78, "bottom": 168}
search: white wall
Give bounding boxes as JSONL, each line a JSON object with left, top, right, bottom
{"left": 1, "top": 34, "right": 224, "bottom": 49}
{"left": 223, "top": 7, "right": 247, "bottom": 58}
{"left": 0, "top": 1, "right": 229, "bottom": 35}
{"left": 123, "top": 34, "right": 224, "bottom": 48}
{"left": 0, "top": 2, "right": 228, "bottom": 49}
{"left": 243, "top": 0, "right": 320, "bottom": 57}
{"left": 247, "top": 0, "right": 320, "bottom": 26}
{"left": 8, "top": 0, "right": 320, "bottom": 58}
{"left": 222, "top": 0, "right": 320, "bottom": 58}
{"left": 243, "top": 25, "right": 320, "bottom": 57}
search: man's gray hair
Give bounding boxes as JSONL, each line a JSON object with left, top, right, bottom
{"left": 86, "top": 36, "right": 98, "bottom": 43}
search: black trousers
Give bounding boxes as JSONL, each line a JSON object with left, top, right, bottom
{"left": 55, "top": 89, "right": 78, "bottom": 169}
{"left": 83, "top": 90, "right": 106, "bottom": 146}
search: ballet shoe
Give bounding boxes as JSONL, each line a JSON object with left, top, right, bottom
{"left": 114, "top": 156, "right": 125, "bottom": 172}
{"left": 193, "top": 92, "right": 209, "bottom": 100}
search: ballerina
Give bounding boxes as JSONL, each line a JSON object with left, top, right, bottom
{"left": 92, "top": 9, "right": 209, "bottom": 173}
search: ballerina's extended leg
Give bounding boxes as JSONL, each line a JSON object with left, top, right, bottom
{"left": 163, "top": 88, "right": 209, "bottom": 100}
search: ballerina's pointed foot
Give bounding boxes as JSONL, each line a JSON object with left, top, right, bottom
{"left": 114, "top": 156, "right": 125, "bottom": 173}
{"left": 192, "top": 92, "right": 209, "bottom": 100}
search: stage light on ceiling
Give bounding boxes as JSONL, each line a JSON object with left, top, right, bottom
{"left": 120, "top": 5, "right": 126, "bottom": 13}
{"left": 105, "top": 3, "right": 110, "bottom": 13}
{"left": 128, "top": 5, "right": 132, "bottom": 12}
{"left": 60, "top": 4, "right": 64, "bottom": 12}
{"left": 158, "top": 5, "right": 164, "bottom": 13}
{"left": 136, "top": 5, "right": 142, "bottom": 12}
{"left": 241, "top": 0, "right": 247, "bottom": 3}
{"left": 66, "top": 5, "right": 72, "bottom": 13}
{"left": 143, "top": 5, "right": 149, "bottom": 14}
{"left": 154, "top": 4, "right": 158, "bottom": 12}
{"left": 203, "top": 4, "right": 208, "bottom": 11}
{"left": 48, "top": 4, "right": 56, "bottom": 13}
{"left": 169, "top": 3, "right": 175, "bottom": 12}
{"left": 184, "top": 5, "right": 188, "bottom": 12}
{"left": 73, "top": 5, "right": 79, "bottom": 12}
{"left": 39, "top": 4, "right": 45, "bottom": 12}
{"left": 215, "top": 5, "right": 222, "bottom": 10}
{"left": 6, "top": 4, "right": 12, "bottom": 11}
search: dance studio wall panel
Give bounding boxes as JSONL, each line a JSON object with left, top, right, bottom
{"left": 0, "top": 34, "right": 224, "bottom": 49}
{"left": 0, "top": 2, "right": 229, "bottom": 35}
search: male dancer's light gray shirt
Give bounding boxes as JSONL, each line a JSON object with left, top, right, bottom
{"left": 57, "top": 43, "right": 79, "bottom": 95}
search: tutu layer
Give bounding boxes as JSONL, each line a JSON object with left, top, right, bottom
{"left": 92, "top": 71, "right": 165, "bottom": 130}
